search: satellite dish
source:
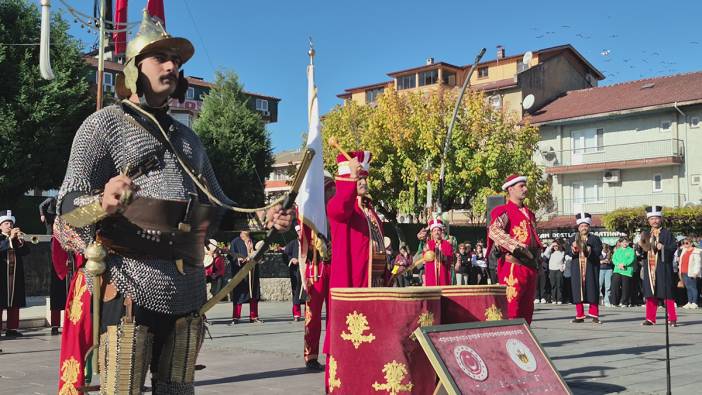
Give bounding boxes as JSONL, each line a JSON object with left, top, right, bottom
{"left": 522, "top": 51, "right": 533, "bottom": 65}
{"left": 540, "top": 146, "right": 557, "bottom": 161}
{"left": 522, "top": 94, "right": 535, "bottom": 110}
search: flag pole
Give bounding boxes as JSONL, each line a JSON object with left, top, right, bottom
{"left": 96, "top": 0, "right": 107, "bottom": 111}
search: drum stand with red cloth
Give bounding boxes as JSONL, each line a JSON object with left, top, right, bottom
{"left": 328, "top": 287, "right": 442, "bottom": 394}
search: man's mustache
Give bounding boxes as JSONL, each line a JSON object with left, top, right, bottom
{"left": 159, "top": 73, "right": 177, "bottom": 82}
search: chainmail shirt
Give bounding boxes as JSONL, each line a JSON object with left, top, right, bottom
{"left": 57, "top": 104, "right": 232, "bottom": 315}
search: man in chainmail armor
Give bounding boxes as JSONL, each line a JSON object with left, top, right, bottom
{"left": 55, "top": 11, "right": 291, "bottom": 395}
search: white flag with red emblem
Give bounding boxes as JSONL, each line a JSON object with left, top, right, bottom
{"left": 295, "top": 57, "right": 327, "bottom": 237}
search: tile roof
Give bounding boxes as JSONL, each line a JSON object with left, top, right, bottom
{"left": 527, "top": 71, "right": 702, "bottom": 124}
{"left": 273, "top": 150, "right": 303, "bottom": 166}
{"left": 472, "top": 78, "right": 517, "bottom": 92}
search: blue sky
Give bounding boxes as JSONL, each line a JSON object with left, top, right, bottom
{"left": 58, "top": 0, "right": 702, "bottom": 152}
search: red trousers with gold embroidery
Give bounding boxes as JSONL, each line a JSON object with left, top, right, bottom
{"left": 498, "top": 261, "right": 537, "bottom": 324}
{"left": 305, "top": 263, "right": 329, "bottom": 362}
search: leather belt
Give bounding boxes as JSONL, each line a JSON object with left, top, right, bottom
{"left": 97, "top": 196, "right": 223, "bottom": 267}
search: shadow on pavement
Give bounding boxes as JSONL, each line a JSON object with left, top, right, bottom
{"left": 540, "top": 337, "right": 599, "bottom": 348}
{"left": 569, "top": 380, "right": 627, "bottom": 394}
{"left": 195, "top": 367, "right": 318, "bottom": 386}
{"left": 552, "top": 343, "right": 692, "bottom": 360}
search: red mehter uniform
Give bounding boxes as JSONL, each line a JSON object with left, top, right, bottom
{"left": 327, "top": 151, "right": 387, "bottom": 289}
{"left": 423, "top": 218, "right": 453, "bottom": 286}
{"left": 486, "top": 175, "right": 543, "bottom": 325}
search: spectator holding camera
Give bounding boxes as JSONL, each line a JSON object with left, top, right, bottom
{"left": 544, "top": 240, "right": 566, "bottom": 304}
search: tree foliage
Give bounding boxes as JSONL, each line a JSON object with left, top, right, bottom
{"left": 603, "top": 206, "right": 702, "bottom": 236}
{"left": 321, "top": 88, "right": 551, "bottom": 221}
{"left": 193, "top": 70, "right": 273, "bottom": 208}
{"left": 0, "top": 0, "right": 93, "bottom": 203}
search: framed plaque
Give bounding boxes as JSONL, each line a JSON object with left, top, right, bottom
{"left": 414, "top": 319, "right": 570, "bottom": 395}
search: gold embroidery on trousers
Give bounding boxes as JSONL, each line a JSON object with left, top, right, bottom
{"left": 505, "top": 264, "right": 519, "bottom": 303}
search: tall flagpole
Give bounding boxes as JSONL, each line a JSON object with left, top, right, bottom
{"left": 96, "top": 0, "right": 107, "bottom": 111}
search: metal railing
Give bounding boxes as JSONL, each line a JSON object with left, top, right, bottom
{"left": 554, "top": 193, "right": 686, "bottom": 215}
{"left": 542, "top": 139, "right": 684, "bottom": 167}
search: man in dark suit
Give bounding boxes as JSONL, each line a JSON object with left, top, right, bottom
{"left": 229, "top": 231, "right": 263, "bottom": 324}
{"left": 39, "top": 196, "right": 57, "bottom": 235}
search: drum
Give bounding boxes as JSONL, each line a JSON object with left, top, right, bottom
{"left": 436, "top": 285, "right": 509, "bottom": 324}
{"left": 328, "top": 287, "right": 442, "bottom": 394}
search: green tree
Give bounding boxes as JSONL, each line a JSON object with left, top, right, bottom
{"left": 322, "top": 88, "right": 551, "bottom": 223}
{"left": 193, "top": 70, "right": 273, "bottom": 209}
{"left": 0, "top": 0, "right": 93, "bottom": 203}
{"left": 604, "top": 206, "right": 702, "bottom": 236}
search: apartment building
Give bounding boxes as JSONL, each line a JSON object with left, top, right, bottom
{"left": 264, "top": 149, "right": 304, "bottom": 201}
{"left": 337, "top": 44, "right": 604, "bottom": 120}
{"left": 529, "top": 71, "right": 702, "bottom": 225}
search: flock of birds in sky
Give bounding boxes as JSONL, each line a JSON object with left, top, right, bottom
{"left": 526, "top": 20, "right": 698, "bottom": 83}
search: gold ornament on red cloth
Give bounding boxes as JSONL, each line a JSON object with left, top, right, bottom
{"left": 484, "top": 304, "right": 504, "bottom": 321}
{"left": 340, "top": 310, "right": 376, "bottom": 349}
{"left": 505, "top": 266, "right": 519, "bottom": 303}
{"left": 513, "top": 220, "right": 529, "bottom": 244}
{"left": 417, "top": 311, "right": 435, "bottom": 327}
{"left": 328, "top": 356, "right": 341, "bottom": 392}
{"left": 58, "top": 357, "right": 81, "bottom": 395}
{"left": 371, "top": 360, "right": 414, "bottom": 394}
{"left": 67, "top": 273, "right": 88, "bottom": 324}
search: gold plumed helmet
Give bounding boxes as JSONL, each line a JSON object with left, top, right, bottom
{"left": 116, "top": 10, "right": 194, "bottom": 101}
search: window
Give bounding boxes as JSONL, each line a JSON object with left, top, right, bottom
{"left": 660, "top": 120, "right": 672, "bottom": 132}
{"left": 397, "top": 74, "right": 416, "bottom": 90}
{"left": 170, "top": 112, "right": 191, "bottom": 128}
{"left": 572, "top": 128, "right": 604, "bottom": 154}
{"left": 365, "top": 88, "right": 384, "bottom": 103}
{"left": 256, "top": 98, "right": 269, "bottom": 112}
{"left": 572, "top": 181, "right": 603, "bottom": 203}
{"left": 442, "top": 71, "right": 456, "bottom": 85}
{"left": 653, "top": 174, "right": 663, "bottom": 192}
{"left": 102, "top": 72, "right": 113, "bottom": 86}
{"left": 477, "top": 67, "right": 489, "bottom": 78}
{"left": 690, "top": 116, "right": 700, "bottom": 128}
{"left": 418, "top": 70, "right": 438, "bottom": 86}
{"left": 270, "top": 168, "right": 289, "bottom": 181}
{"left": 186, "top": 87, "right": 195, "bottom": 100}
{"left": 489, "top": 95, "right": 502, "bottom": 110}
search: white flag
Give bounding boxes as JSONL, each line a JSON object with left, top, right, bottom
{"left": 295, "top": 61, "right": 327, "bottom": 237}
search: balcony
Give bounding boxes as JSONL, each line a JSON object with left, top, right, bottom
{"left": 543, "top": 139, "right": 684, "bottom": 174}
{"left": 554, "top": 193, "right": 686, "bottom": 216}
